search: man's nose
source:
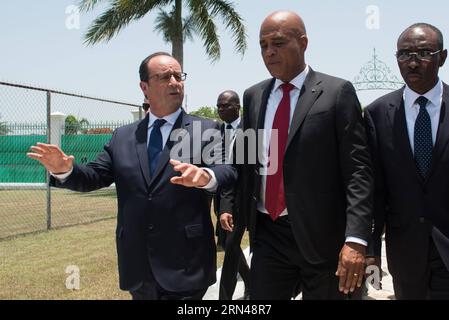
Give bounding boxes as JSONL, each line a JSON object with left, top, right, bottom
{"left": 407, "top": 55, "right": 420, "bottom": 68}
{"left": 265, "top": 45, "right": 277, "bottom": 57}
{"left": 168, "top": 75, "right": 180, "bottom": 85}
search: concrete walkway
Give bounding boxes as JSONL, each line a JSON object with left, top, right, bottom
{"left": 204, "top": 239, "right": 395, "bottom": 300}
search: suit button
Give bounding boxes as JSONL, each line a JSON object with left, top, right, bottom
{"left": 148, "top": 193, "right": 152, "bottom": 201}
{"left": 148, "top": 224, "right": 154, "bottom": 231}
{"left": 419, "top": 217, "right": 425, "bottom": 223}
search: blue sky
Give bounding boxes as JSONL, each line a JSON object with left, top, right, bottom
{"left": 1, "top": 0, "right": 449, "bottom": 122}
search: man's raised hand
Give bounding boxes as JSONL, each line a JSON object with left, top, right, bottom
{"left": 27, "top": 142, "right": 74, "bottom": 174}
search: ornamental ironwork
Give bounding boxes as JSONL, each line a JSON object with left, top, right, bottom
{"left": 353, "top": 48, "right": 404, "bottom": 91}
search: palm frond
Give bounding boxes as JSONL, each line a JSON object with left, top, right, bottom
{"left": 83, "top": 0, "right": 173, "bottom": 45}
{"left": 78, "top": 0, "right": 104, "bottom": 13}
{"left": 154, "top": 8, "right": 174, "bottom": 43}
{"left": 203, "top": 0, "right": 247, "bottom": 55}
{"left": 154, "top": 6, "right": 197, "bottom": 43}
{"left": 188, "top": 0, "right": 221, "bottom": 62}
{"left": 182, "top": 15, "right": 197, "bottom": 42}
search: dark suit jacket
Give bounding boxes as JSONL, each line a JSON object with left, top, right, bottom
{"left": 51, "top": 110, "right": 237, "bottom": 292}
{"left": 241, "top": 68, "right": 373, "bottom": 265}
{"left": 214, "top": 121, "right": 245, "bottom": 247}
{"left": 365, "top": 84, "right": 449, "bottom": 281}
{"left": 215, "top": 121, "right": 243, "bottom": 217}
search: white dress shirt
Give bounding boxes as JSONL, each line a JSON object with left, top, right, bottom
{"left": 223, "top": 117, "right": 241, "bottom": 163}
{"left": 224, "top": 117, "right": 241, "bottom": 134}
{"left": 403, "top": 79, "right": 443, "bottom": 153}
{"left": 256, "top": 65, "right": 365, "bottom": 246}
{"left": 257, "top": 65, "right": 309, "bottom": 216}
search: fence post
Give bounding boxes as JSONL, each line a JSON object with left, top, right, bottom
{"left": 46, "top": 91, "right": 51, "bottom": 230}
{"left": 131, "top": 107, "right": 143, "bottom": 121}
{"left": 50, "top": 112, "right": 67, "bottom": 147}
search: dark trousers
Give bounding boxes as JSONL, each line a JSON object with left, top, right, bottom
{"left": 130, "top": 281, "right": 207, "bottom": 300}
{"left": 129, "top": 259, "right": 207, "bottom": 300}
{"left": 250, "top": 212, "right": 344, "bottom": 300}
{"left": 219, "top": 222, "right": 250, "bottom": 300}
{"left": 394, "top": 238, "right": 449, "bottom": 300}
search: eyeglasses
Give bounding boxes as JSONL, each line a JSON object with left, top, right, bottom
{"left": 395, "top": 49, "right": 442, "bottom": 62}
{"left": 217, "top": 103, "right": 236, "bottom": 109}
{"left": 148, "top": 72, "right": 187, "bottom": 82}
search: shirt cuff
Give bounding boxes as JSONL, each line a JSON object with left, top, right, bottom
{"left": 197, "top": 168, "right": 217, "bottom": 192}
{"left": 50, "top": 167, "right": 73, "bottom": 182}
{"left": 345, "top": 237, "right": 367, "bottom": 247}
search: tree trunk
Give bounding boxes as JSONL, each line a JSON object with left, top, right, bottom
{"left": 172, "top": 0, "right": 184, "bottom": 68}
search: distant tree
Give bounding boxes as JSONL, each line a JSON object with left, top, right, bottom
{"left": 0, "top": 115, "right": 11, "bottom": 135}
{"left": 65, "top": 115, "right": 89, "bottom": 135}
{"left": 189, "top": 106, "right": 220, "bottom": 121}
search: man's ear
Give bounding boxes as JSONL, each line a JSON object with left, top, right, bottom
{"left": 299, "top": 35, "right": 308, "bottom": 51}
{"left": 439, "top": 49, "right": 447, "bottom": 67}
{"left": 140, "top": 81, "right": 148, "bottom": 94}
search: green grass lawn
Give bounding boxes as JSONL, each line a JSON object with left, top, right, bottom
{"left": 0, "top": 188, "right": 117, "bottom": 239}
{"left": 0, "top": 207, "right": 249, "bottom": 299}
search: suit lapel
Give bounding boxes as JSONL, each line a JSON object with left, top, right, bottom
{"left": 427, "top": 83, "right": 449, "bottom": 182}
{"left": 286, "top": 69, "right": 322, "bottom": 150}
{"left": 388, "top": 89, "right": 425, "bottom": 184}
{"left": 256, "top": 79, "right": 275, "bottom": 130}
{"left": 135, "top": 114, "right": 152, "bottom": 188}
{"left": 255, "top": 80, "right": 275, "bottom": 169}
{"left": 148, "top": 110, "right": 187, "bottom": 189}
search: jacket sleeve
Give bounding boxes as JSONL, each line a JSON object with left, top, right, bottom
{"left": 335, "top": 81, "right": 374, "bottom": 243}
{"left": 363, "top": 107, "right": 386, "bottom": 257}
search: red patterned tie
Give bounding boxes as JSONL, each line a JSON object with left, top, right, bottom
{"left": 265, "top": 83, "right": 294, "bottom": 220}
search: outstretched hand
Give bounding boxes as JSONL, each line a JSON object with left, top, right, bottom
{"left": 27, "top": 142, "right": 74, "bottom": 174}
{"left": 169, "top": 159, "right": 211, "bottom": 188}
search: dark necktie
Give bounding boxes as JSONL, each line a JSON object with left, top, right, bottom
{"left": 265, "top": 83, "right": 294, "bottom": 220}
{"left": 414, "top": 96, "right": 433, "bottom": 179}
{"left": 221, "top": 123, "right": 234, "bottom": 162}
{"left": 148, "top": 118, "right": 166, "bottom": 176}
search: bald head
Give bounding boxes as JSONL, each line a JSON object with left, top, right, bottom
{"left": 218, "top": 90, "right": 240, "bottom": 104}
{"left": 259, "top": 11, "right": 308, "bottom": 82}
{"left": 398, "top": 23, "right": 443, "bottom": 49}
{"left": 260, "top": 11, "right": 306, "bottom": 39}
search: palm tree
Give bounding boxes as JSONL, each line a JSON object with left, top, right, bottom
{"left": 79, "top": 0, "right": 247, "bottom": 68}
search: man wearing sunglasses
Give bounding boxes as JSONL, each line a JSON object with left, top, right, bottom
{"left": 365, "top": 23, "right": 449, "bottom": 299}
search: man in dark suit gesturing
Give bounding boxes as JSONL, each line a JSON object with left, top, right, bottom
{"left": 27, "top": 52, "right": 236, "bottom": 300}
{"left": 365, "top": 23, "right": 449, "bottom": 299}
{"left": 240, "top": 11, "right": 373, "bottom": 299}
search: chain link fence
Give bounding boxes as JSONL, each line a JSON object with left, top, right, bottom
{"left": 0, "top": 81, "right": 143, "bottom": 239}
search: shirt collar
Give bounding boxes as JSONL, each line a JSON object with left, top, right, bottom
{"left": 147, "top": 108, "right": 182, "bottom": 129}
{"left": 273, "top": 64, "right": 309, "bottom": 92}
{"left": 403, "top": 79, "right": 442, "bottom": 109}
{"left": 225, "top": 117, "right": 241, "bottom": 129}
